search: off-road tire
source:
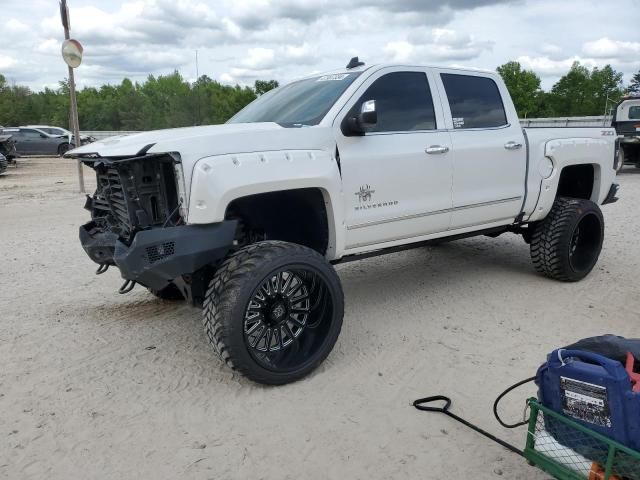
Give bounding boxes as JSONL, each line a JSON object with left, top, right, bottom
{"left": 202, "top": 241, "right": 344, "bottom": 385}
{"left": 148, "top": 283, "right": 185, "bottom": 300}
{"left": 530, "top": 197, "right": 604, "bottom": 282}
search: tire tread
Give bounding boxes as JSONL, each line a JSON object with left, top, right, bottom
{"left": 530, "top": 196, "right": 603, "bottom": 282}
{"left": 202, "top": 241, "right": 342, "bottom": 384}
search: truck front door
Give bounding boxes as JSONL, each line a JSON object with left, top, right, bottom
{"left": 335, "top": 68, "right": 453, "bottom": 251}
{"left": 435, "top": 70, "right": 526, "bottom": 229}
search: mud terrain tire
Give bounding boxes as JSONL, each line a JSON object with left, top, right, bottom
{"left": 203, "top": 241, "right": 344, "bottom": 385}
{"left": 530, "top": 197, "right": 604, "bottom": 282}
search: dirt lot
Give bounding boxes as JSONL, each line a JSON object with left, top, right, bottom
{"left": 1, "top": 158, "right": 639, "bottom": 479}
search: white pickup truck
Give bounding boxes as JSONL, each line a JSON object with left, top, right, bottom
{"left": 68, "top": 59, "right": 621, "bottom": 385}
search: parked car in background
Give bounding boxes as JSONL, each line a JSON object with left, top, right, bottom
{"left": 22, "top": 125, "right": 96, "bottom": 144}
{"left": 0, "top": 133, "right": 17, "bottom": 163}
{"left": 0, "top": 127, "right": 75, "bottom": 156}
{"left": 612, "top": 96, "right": 640, "bottom": 168}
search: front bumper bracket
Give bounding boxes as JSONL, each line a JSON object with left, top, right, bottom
{"left": 79, "top": 220, "right": 237, "bottom": 290}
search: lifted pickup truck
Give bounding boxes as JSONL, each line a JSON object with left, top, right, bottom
{"left": 68, "top": 59, "right": 620, "bottom": 385}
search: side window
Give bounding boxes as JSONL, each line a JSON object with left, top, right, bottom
{"left": 350, "top": 72, "right": 436, "bottom": 132}
{"left": 629, "top": 106, "right": 640, "bottom": 120}
{"left": 21, "top": 129, "right": 42, "bottom": 140}
{"left": 441, "top": 74, "right": 507, "bottom": 129}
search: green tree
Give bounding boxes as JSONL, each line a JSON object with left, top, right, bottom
{"left": 254, "top": 80, "right": 279, "bottom": 96}
{"left": 0, "top": 72, "right": 277, "bottom": 130}
{"left": 547, "top": 62, "right": 624, "bottom": 116}
{"left": 590, "top": 65, "right": 624, "bottom": 115}
{"left": 547, "top": 62, "right": 592, "bottom": 116}
{"left": 626, "top": 70, "right": 640, "bottom": 95}
{"left": 496, "top": 61, "right": 544, "bottom": 117}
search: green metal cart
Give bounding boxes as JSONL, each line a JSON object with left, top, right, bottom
{"left": 525, "top": 399, "right": 640, "bottom": 480}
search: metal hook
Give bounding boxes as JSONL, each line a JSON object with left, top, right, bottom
{"left": 118, "top": 279, "right": 136, "bottom": 294}
{"left": 96, "top": 263, "right": 109, "bottom": 275}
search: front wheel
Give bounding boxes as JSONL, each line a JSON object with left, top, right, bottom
{"left": 530, "top": 197, "right": 604, "bottom": 282}
{"left": 203, "top": 241, "right": 344, "bottom": 385}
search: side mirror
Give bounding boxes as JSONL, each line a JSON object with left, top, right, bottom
{"left": 342, "top": 100, "right": 377, "bottom": 136}
{"left": 40, "top": 133, "right": 47, "bottom": 138}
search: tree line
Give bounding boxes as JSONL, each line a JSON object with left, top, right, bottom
{"left": 0, "top": 73, "right": 279, "bottom": 130}
{"left": 1, "top": 62, "right": 639, "bottom": 130}
{"left": 498, "top": 61, "right": 639, "bottom": 118}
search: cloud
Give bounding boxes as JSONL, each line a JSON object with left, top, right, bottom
{"left": 517, "top": 55, "right": 598, "bottom": 76}
{"left": 3, "top": 0, "right": 640, "bottom": 92}
{"left": 35, "top": 39, "right": 60, "bottom": 55}
{"left": 384, "top": 29, "right": 493, "bottom": 63}
{"left": 6, "top": 18, "right": 29, "bottom": 34}
{"left": 242, "top": 48, "right": 276, "bottom": 70}
{"left": 223, "top": 43, "right": 320, "bottom": 82}
{"left": 0, "top": 55, "right": 18, "bottom": 71}
{"left": 583, "top": 37, "right": 640, "bottom": 60}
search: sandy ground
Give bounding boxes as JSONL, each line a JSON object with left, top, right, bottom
{"left": 1, "top": 158, "right": 639, "bottom": 480}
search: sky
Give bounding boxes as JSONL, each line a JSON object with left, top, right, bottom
{"left": 2, "top": 0, "right": 639, "bottom": 92}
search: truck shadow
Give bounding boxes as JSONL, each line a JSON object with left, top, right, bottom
{"left": 81, "top": 234, "right": 535, "bottom": 385}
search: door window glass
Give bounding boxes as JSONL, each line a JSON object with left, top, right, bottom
{"left": 350, "top": 72, "right": 437, "bottom": 132}
{"left": 441, "top": 74, "right": 507, "bottom": 129}
{"left": 21, "top": 129, "right": 42, "bottom": 140}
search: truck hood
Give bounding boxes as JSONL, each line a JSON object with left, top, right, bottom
{"left": 67, "top": 122, "right": 336, "bottom": 195}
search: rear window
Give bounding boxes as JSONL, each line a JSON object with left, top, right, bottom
{"left": 441, "top": 74, "right": 507, "bottom": 129}
{"left": 629, "top": 106, "right": 640, "bottom": 120}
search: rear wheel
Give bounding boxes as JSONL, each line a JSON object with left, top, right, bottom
{"left": 58, "top": 143, "right": 73, "bottom": 156}
{"left": 203, "top": 241, "right": 344, "bottom": 385}
{"left": 530, "top": 197, "right": 604, "bottom": 282}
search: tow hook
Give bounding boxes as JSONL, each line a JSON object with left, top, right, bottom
{"left": 96, "top": 263, "right": 109, "bottom": 275}
{"left": 118, "top": 279, "right": 136, "bottom": 294}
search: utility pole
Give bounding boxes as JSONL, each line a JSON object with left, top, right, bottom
{"left": 195, "top": 50, "right": 201, "bottom": 125}
{"left": 60, "top": 0, "right": 85, "bottom": 193}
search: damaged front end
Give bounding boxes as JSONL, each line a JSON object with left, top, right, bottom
{"left": 78, "top": 152, "right": 236, "bottom": 303}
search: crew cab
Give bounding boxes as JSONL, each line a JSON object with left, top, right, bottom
{"left": 67, "top": 59, "right": 620, "bottom": 385}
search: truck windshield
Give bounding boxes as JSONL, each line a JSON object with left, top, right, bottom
{"left": 228, "top": 73, "right": 361, "bottom": 127}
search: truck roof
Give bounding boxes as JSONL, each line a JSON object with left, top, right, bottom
{"left": 297, "top": 62, "right": 495, "bottom": 82}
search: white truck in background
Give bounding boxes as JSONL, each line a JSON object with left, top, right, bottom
{"left": 612, "top": 96, "right": 640, "bottom": 168}
{"left": 68, "top": 58, "right": 620, "bottom": 385}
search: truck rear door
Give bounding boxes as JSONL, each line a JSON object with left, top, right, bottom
{"left": 434, "top": 70, "right": 526, "bottom": 229}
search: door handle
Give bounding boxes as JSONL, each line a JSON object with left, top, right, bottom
{"left": 504, "top": 141, "right": 523, "bottom": 150}
{"left": 425, "top": 145, "right": 449, "bottom": 155}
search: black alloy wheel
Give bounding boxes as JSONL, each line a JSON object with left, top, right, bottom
{"left": 203, "top": 241, "right": 344, "bottom": 385}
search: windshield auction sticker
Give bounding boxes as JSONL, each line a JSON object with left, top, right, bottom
{"left": 317, "top": 74, "right": 350, "bottom": 81}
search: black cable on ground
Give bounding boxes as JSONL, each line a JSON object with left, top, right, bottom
{"left": 413, "top": 376, "right": 537, "bottom": 458}
{"left": 493, "top": 376, "right": 537, "bottom": 429}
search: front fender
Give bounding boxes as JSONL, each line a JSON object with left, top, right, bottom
{"left": 187, "top": 149, "right": 345, "bottom": 258}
